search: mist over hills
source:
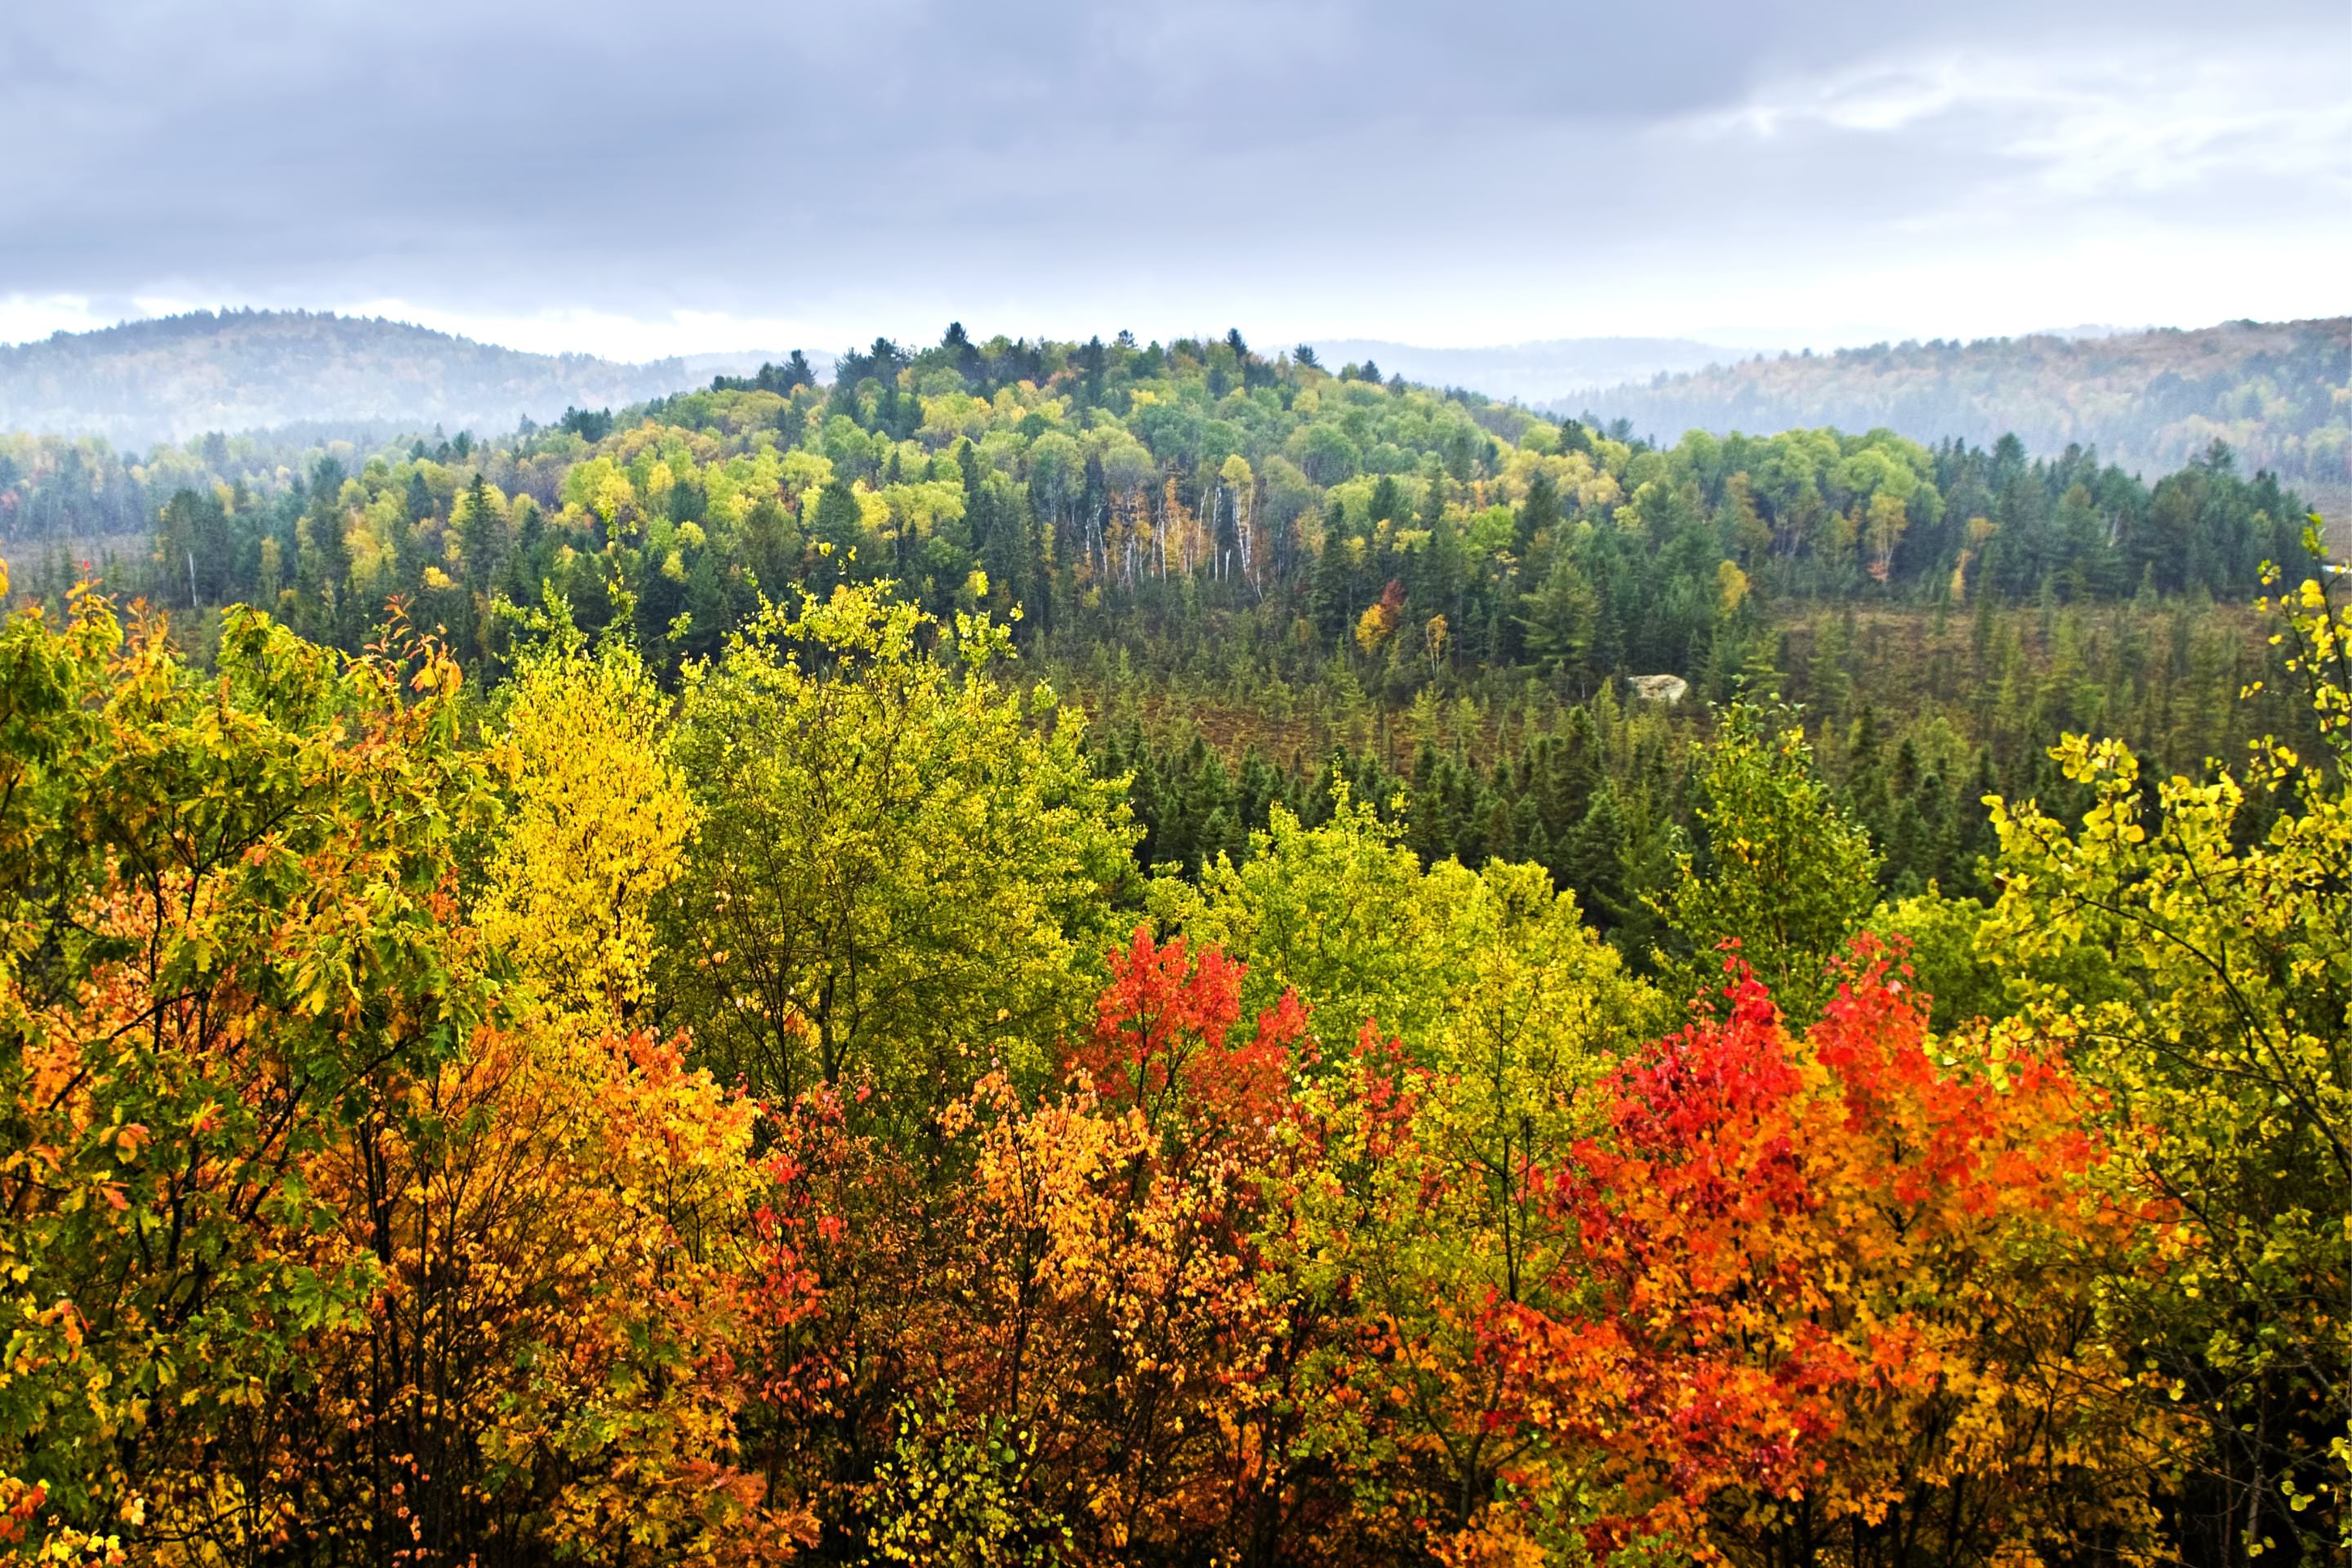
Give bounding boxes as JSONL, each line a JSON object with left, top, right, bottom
{"left": 1302, "top": 336, "right": 1736, "bottom": 406}
{"left": 0, "top": 310, "right": 784, "bottom": 448}
{"left": 1575, "top": 318, "right": 2351, "bottom": 488}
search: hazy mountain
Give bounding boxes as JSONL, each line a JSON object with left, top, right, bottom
{"left": 1575, "top": 317, "right": 2351, "bottom": 485}
{"left": 0, "top": 310, "right": 787, "bottom": 448}
{"left": 1304, "top": 336, "right": 1740, "bottom": 406}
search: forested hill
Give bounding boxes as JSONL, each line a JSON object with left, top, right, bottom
{"left": 10, "top": 324, "right": 2314, "bottom": 736}
{"left": 1579, "top": 316, "right": 2351, "bottom": 488}
{"left": 0, "top": 309, "right": 776, "bottom": 448}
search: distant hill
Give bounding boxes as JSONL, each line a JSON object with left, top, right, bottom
{"left": 1304, "top": 336, "right": 1737, "bottom": 407}
{"left": 1576, "top": 318, "right": 2351, "bottom": 487}
{"left": 0, "top": 310, "right": 785, "bottom": 448}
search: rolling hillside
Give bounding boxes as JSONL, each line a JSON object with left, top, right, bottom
{"left": 0, "top": 309, "right": 769, "bottom": 448}
{"left": 1577, "top": 317, "right": 2351, "bottom": 489}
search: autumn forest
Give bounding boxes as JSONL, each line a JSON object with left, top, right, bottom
{"left": 0, "top": 323, "right": 2346, "bottom": 1567}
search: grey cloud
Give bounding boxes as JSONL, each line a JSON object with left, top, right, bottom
{"left": 2, "top": 0, "right": 2344, "bottom": 339}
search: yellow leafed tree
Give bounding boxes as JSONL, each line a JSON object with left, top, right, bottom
{"left": 478, "top": 608, "right": 698, "bottom": 1020}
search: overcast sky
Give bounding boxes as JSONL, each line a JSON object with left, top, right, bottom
{"left": 2, "top": 0, "right": 2345, "bottom": 359}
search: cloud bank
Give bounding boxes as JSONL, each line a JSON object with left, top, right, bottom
{"left": 3, "top": 0, "right": 2343, "bottom": 355}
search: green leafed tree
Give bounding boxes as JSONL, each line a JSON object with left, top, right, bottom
{"left": 658, "top": 583, "right": 1134, "bottom": 1122}
{"left": 1663, "top": 697, "right": 1882, "bottom": 1018}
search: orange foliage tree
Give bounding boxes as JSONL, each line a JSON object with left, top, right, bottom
{"left": 1481, "top": 948, "right": 2177, "bottom": 1565}
{"left": 0, "top": 586, "right": 798, "bottom": 1563}
{"left": 739, "top": 929, "right": 1359, "bottom": 1566}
